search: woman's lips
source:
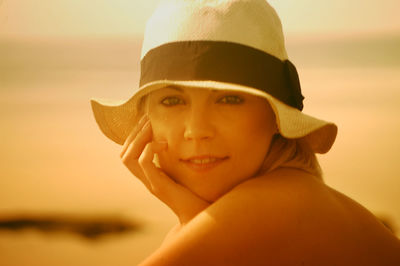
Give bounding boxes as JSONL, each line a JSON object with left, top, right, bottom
{"left": 180, "top": 156, "right": 229, "bottom": 172}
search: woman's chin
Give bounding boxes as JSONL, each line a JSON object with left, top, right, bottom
{"left": 188, "top": 183, "right": 235, "bottom": 203}
{"left": 160, "top": 164, "right": 243, "bottom": 202}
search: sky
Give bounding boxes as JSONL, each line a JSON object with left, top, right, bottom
{"left": 0, "top": 1, "right": 399, "bottom": 264}
{"left": 0, "top": 0, "right": 399, "bottom": 39}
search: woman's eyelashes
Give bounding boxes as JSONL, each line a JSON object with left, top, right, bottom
{"left": 160, "top": 96, "right": 185, "bottom": 106}
{"left": 159, "top": 94, "right": 244, "bottom": 107}
{"left": 217, "top": 95, "right": 244, "bottom": 104}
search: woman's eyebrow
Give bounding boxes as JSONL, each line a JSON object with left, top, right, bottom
{"left": 164, "top": 86, "right": 226, "bottom": 93}
{"left": 165, "top": 86, "right": 184, "bottom": 92}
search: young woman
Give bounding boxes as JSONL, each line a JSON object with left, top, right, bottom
{"left": 91, "top": 0, "right": 400, "bottom": 265}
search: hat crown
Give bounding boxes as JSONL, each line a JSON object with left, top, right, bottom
{"left": 141, "top": 0, "right": 288, "bottom": 60}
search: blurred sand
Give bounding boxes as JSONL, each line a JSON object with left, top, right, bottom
{"left": 0, "top": 35, "right": 399, "bottom": 265}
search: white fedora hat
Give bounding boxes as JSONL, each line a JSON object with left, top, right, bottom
{"left": 91, "top": 0, "right": 337, "bottom": 154}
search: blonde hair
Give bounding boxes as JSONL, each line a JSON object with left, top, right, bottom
{"left": 259, "top": 134, "right": 323, "bottom": 180}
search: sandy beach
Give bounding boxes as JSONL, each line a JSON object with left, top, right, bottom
{"left": 0, "top": 34, "right": 399, "bottom": 265}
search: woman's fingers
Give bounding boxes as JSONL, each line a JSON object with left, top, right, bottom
{"left": 120, "top": 120, "right": 152, "bottom": 164}
{"left": 120, "top": 118, "right": 153, "bottom": 189}
{"left": 122, "top": 145, "right": 149, "bottom": 188}
{"left": 124, "top": 120, "right": 153, "bottom": 160}
{"left": 120, "top": 115, "right": 148, "bottom": 158}
{"left": 120, "top": 118, "right": 209, "bottom": 224}
{"left": 139, "top": 141, "right": 169, "bottom": 192}
{"left": 139, "top": 141, "right": 209, "bottom": 224}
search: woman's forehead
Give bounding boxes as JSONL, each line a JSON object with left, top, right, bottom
{"left": 156, "top": 85, "right": 241, "bottom": 94}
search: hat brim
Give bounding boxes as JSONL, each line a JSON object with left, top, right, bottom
{"left": 91, "top": 80, "right": 337, "bottom": 154}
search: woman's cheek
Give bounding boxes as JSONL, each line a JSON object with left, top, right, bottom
{"left": 150, "top": 117, "right": 170, "bottom": 141}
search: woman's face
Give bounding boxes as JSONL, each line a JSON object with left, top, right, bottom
{"left": 147, "top": 86, "right": 277, "bottom": 202}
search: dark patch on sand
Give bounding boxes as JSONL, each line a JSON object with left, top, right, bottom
{"left": 0, "top": 213, "right": 142, "bottom": 240}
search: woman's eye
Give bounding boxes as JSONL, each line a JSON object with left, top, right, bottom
{"left": 160, "top": 96, "right": 185, "bottom": 106}
{"left": 217, "top": 95, "right": 244, "bottom": 104}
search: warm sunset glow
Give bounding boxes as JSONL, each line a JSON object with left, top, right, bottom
{"left": 0, "top": 0, "right": 399, "bottom": 38}
{"left": 1, "top": 1, "right": 399, "bottom": 265}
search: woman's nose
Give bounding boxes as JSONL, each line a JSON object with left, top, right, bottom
{"left": 183, "top": 108, "right": 215, "bottom": 141}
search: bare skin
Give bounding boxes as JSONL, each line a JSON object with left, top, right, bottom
{"left": 120, "top": 95, "right": 400, "bottom": 265}
{"left": 140, "top": 168, "right": 400, "bottom": 265}
{"left": 120, "top": 115, "right": 209, "bottom": 225}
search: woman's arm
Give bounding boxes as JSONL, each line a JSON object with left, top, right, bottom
{"left": 121, "top": 116, "right": 210, "bottom": 225}
{"left": 120, "top": 117, "right": 400, "bottom": 265}
{"left": 139, "top": 169, "right": 400, "bottom": 266}
{"left": 138, "top": 169, "right": 318, "bottom": 266}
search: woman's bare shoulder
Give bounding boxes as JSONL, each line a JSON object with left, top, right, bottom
{"left": 207, "top": 168, "right": 340, "bottom": 243}
{"left": 220, "top": 168, "right": 400, "bottom": 264}
{"left": 206, "top": 168, "right": 330, "bottom": 231}
{"left": 140, "top": 168, "right": 400, "bottom": 265}
{"left": 224, "top": 167, "right": 328, "bottom": 205}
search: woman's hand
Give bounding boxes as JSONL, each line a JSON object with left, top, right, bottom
{"left": 120, "top": 115, "right": 210, "bottom": 225}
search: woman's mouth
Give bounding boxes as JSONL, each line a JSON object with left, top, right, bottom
{"left": 180, "top": 156, "right": 229, "bottom": 172}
